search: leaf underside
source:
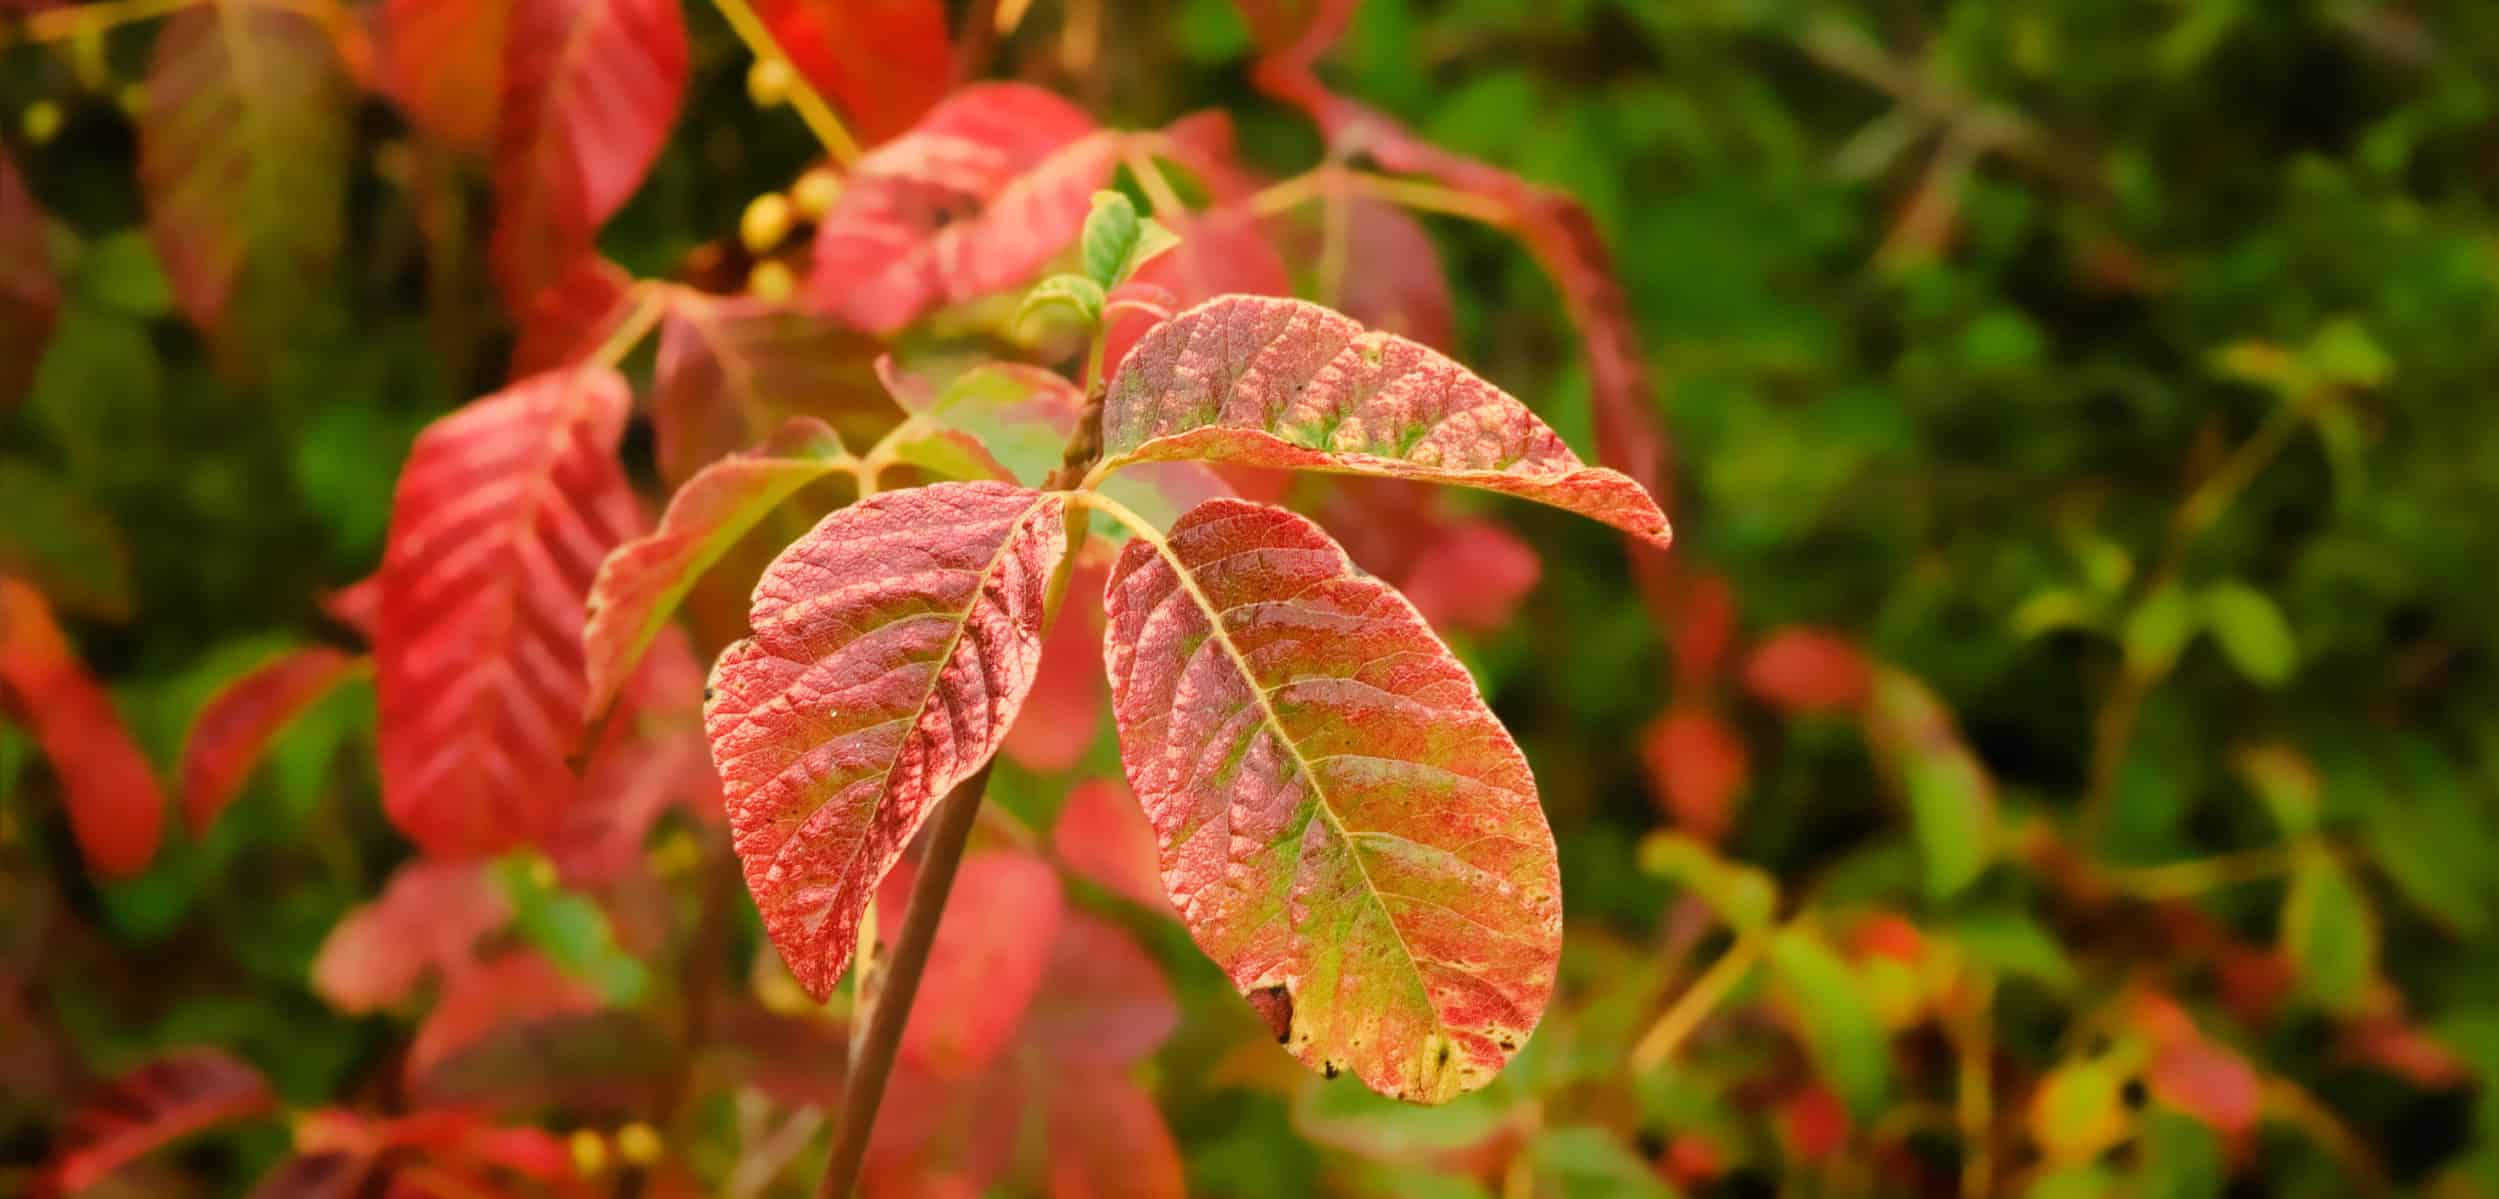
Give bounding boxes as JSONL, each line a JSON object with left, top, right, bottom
{"left": 1103, "top": 497, "right": 1560, "bottom": 1103}
{"left": 1097, "top": 295, "right": 1670, "bottom": 549}
{"left": 179, "top": 645, "right": 362, "bottom": 837}
{"left": 704, "top": 481, "right": 1068, "bottom": 1000}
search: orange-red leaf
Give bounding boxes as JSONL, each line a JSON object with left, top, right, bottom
{"left": 49, "top": 1049, "right": 276, "bottom": 1193}
{"left": 1043, "top": 1071, "right": 1187, "bottom": 1199}
{"left": 1001, "top": 561, "right": 1107, "bottom": 772}
{"left": 179, "top": 646, "right": 361, "bottom": 836}
{"left": 881, "top": 850, "right": 1066, "bottom": 1081}
{"left": 310, "top": 859, "right": 511, "bottom": 1011}
{"left": 756, "top": 0, "right": 951, "bottom": 146}
{"left": 376, "top": 368, "right": 643, "bottom": 858}
{"left": 0, "top": 578, "right": 163, "bottom": 878}
{"left": 1103, "top": 497, "right": 1558, "bottom": 1102}
{"left": 1744, "top": 627, "right": 1874, "bottom": 714}
{"left": 377, "top": 0, "right": 510, "bottom": 154}
{"left": 704, "top": 481, "right": 1069, "bottom": 999}
{"left": 490, "top": 0, "right": 686, "bottom": 312}
{"left": 1640, "top": 706, "right": 1749, "bottom": 845}
{"left": 1050, "top": 778, "right": 1167, "bottom": 914}
{"left": 1101, "top": 206, "right": 1292, "bottom": 374}
{"left": 806, "top": 84, "right": 1116, "bottom": 334}
{"left": 584, "top": 418, "right": 848, "bottom": 725}
{"left": 510, "top": 256, "right": 638, "bottom": 380}
{"left": 1016, "top": 912, "right": 1179, "bottom": 1069}
{"left": 406, "top": 949, "right": 602, "bottom": 1084}
{"left": 650, "top": 291, "right": 888, "bottom": 486}
{"left": 0, "top": 146, "right": 58, "bottom": 403}
{"left": 138, "top": 3, "right": 350, "bottom": 334}
{"left": 1097, "top": 296, "right": 1671, "bottom": 549}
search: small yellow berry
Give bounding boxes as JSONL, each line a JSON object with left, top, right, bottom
{"left": 746, "top": 58, "right": 795, "bottom": 109}
{"left": 21, "top": 101, "right": 63, "bottom": 146}
{"left": 790, "top": 168, "right": 843, "bottom": 221}
{"left": 747, "top": 259, "right": 796, "bottom": 303}
{"left": 569, "top": 1129, "right": 609, "bottom": 1176}
{"left": 615, "top": 1122, "right": 664, "bottom": 1167}
{"left": 740, "top": 192, "right": 794, "bottom": 255}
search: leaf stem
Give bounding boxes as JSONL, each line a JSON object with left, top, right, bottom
{"left": 708, "top": 0, "right": 863, "bottom": 166}
{"left": 1627, "top": 925, "right": 1769, "bottom": 1073}
{"left": 813, "top": 761, "right": 994, "bottom": 1199}
{"left": 589, "top": 284, "right": 668, "bottom": 371}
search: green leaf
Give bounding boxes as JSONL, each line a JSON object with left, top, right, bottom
{"left": 2282, "top": 856, "right": 2376, "bottom": 1014}
{"left": 2232, "top": 745, "right": 2320, "bottom": 837}
{"left": 2123, "top": 582, "right": 2198, "bottom": 680}
{"left": 1943, "top": 907, "right": 2078, "bottom": 990}
{"left": 2137, "top": 1110, "right": 2227, "bottom": 1199}
{"left": 498, "top": 857, "right": 649, "bottom": 1005}
{"left": 71, "top": 230, "right": 174, "bottom": 317}
{"left": 1766, "top": 925, "right": 1888, "bottom": 1120}
{"left": 2304, "top": 318, "right": 2392, "bottom": 388}
{"left": 1081, "top": 190, "right": 1142, "bottom": 287}
{"left": 1865, "top": 669, "right": 1996, "bottom": 899}
{"left": 2199, "top": 582, "right": 2296, "bottom": 686}
{"left": 1528, "top": 1127, "right": 1679, "bottom": 1199}
{"left": 1016, "top": 272, "right": 1106, "bottom": 337}
{"left": 1635, "top": 832, "right": 1779, "bottom": 932}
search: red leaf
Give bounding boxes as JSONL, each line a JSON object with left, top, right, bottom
{"left": 1103, "top": 497, "right": 1558, "bottom": 1102}
{"left": 1001, "top": 562, "right": 1107, "bottom": 772}
{"left": 2147, "top": 1037, "right": 2262, "bottom": 1136}
{"left": 1015, "top": 913, "right": 1179, "bottom": 1069}
{"left": 756, "top": 0, "right": 951, "bottom": 146}
{"left": 583, "top": 417, "right": 848, "bottom": 726}
{"left": 1671, "top": 573, "right": 1737, "bottom": 690}
{"left": 376, "top": 0, "right": 510, "bottom": 154}
{"left": 138, "top": 3, "right": 351, "bottom": 336}
{"left": 0, "top": 578, "right": 164, "bottom": 878}
{"left": 509, "top": 257, "right": 637, "bottom": 381}
{"left": 311, "top": 859, "right": 511, "bottom": 1012}
{"left": 246, "top": 1152, "right": 372, "bottom": 1199}
{"left": 1097, "top": 296, "right": 1671, "bottom": 549}
{"left": 1640, "top": 706, "right": 1749, "bottom": 845}
{"left": 1042, "top": 1071, "right": 1186, "bottom": 1199}
{"left": 0, "top": 146, "right": 59, "bottom": 404}
{"left": 490, "top": 0, "right": 687, "bottom": 312}
{"left": 179, "top": 646, "right": 361, "bottom": 836}
{"left": 806, "top": 84, "right": 1117, "bottom": 334}
{"left": 1743, "top": 627, "right": 1874, "bottom": 715}
{"left": 650, "top": 291, "right": 889, "bottom": 486}
{"left": 320, "top": 576, "right": 382, "bottom": 642}
{"left": 376, "top": 368, "right": 642, "bottom": 857}
{"left": 881, "top": 850, "right": 1066, "bottom": 1081}
{"left": 291, "top": 1108, "right": 583, "bottom": 1193}
{"left": 1101, "top": 206, "right": 1292, "bottom": 374}
{"left": 406, "top": 949, "right": 601, "bottom": 1084}
{"left": 555, "top": 627, "right": 718, "bottom": 886}
{"left": 49, "top": 1049, "right": 276, "bottom": 1193}
{"left": 704, "top": 481, "right": 1069, "bottom": 1000}
{"left": 1050, "top": 779, "right": 1168, "bottom": 914}
{"left": 1396, "top": 517, "right": 1541, "bottom": 637}
{"left": 1780, "top": 1082, "right": 1852, "bottom": 1162}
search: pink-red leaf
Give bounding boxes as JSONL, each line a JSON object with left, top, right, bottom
{"left": 376, "top": 368, "right": 642, "bottom": 858}
{"left": 1001, "top": 562, "right": 1107, "bottom": 772}
{"left": 1050, "top": 779, "right": 1167, "bottom": 914}
{"left": 1102, "top": 497, "right": 1559, "bottom": 1102}
{"left": 509, "top": 257, "right": 637, "bottom": 381}
{"left": 1097, "top": 296, "right": 1670, "bottom": 549}
{"left": 1015, "top": 913, "right": 1179, "bottom": 1069}
{"left": 489, "top": 0, "right": 687, "bottom": 312}
{"left": 704, "top": 481, "right": 1069, "bottom": 1000}
{"left": 179, "top": 646, "right": 361, "bottom": 837}
{"left": 0, "top": 578, "right": 163, "bottom": 878}
{"left": 1640, "top": 706, "right": 1749, "bottom": 845}
{"left": 881, "top": 850, "right": 1066, "bottom": 1081}
{"left": 138, "top": 3, "right": 350, "bottom": 334}
{"left": 0, "top": 146, "right": 58, "bottom": 404}
{"left": 1042, "top": 1072, "right": 1187, "bottom": 1199}
{"left": 650, "top": 291, "right": 888, "bottom": 486}
{"left": 583, "top": 418, "right": 848, "bottom": 725}
{"left": 806, "top": 83, "right": 1117, "bottom": 334}
{"left": 1101, "top": 206, "right": 1292, "bottom": 379}
{"left": 406, "top": 949, "right": 601, "bottom": 1084}
{"left": 756, "top": 0, "right": 951, "bottom": 146}
{"left": 310, "top": 859, "right": 511, "bottom": 1011}
{"left": 1743, "top": 627, "right": 1874, "bottom": 715}
{"left": 50, "top": 1049, "right": 276, "bottom": 1193}
{"left": 376, "top": 0, "right": 510, "bottom": 154}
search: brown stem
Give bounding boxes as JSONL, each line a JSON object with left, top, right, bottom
{"left": 812, "top": 762, "right": 995, "bottom": 1199}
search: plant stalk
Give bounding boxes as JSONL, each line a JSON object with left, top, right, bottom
{"left": 813, "top": 761, "right": 995, "bottom": 1199}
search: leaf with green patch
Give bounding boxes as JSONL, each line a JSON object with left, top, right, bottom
{"left": 2283, "top": 855, "right": 2378, "bottom": 1014}
{"left": 0, "top": 578, "right": 163, "bottom": 878}
{"left": 1864, "top": 668, "right": 1995, "bottom": 899}
{"left": 47, "top": 1049, "right": 276, "bottom": 1193}
{"left": 2199, "top": 582, "right": 2296, "bottom": 686}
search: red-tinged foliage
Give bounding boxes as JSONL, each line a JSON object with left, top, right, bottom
{"left": 1103, "top": 497, "right": 1558, "bottom": 1102}
{"left": 311, "top": 860, "right": 511, "bottom": 1012}
{"left": 1101, "top": 205, "right": 1292, "bottom": 373}
{"left": 1050, "top": 778, "right": 1169, "bottom": 914}
{"left": 375, "top": 368, "right": 641, "bottom": 858}
{"left": 376, "top": 0, "right": 510, "bottom": 154}
{"left": 508, "top": 257, "right": 637, "bottom": 381}
{"left": 2148, "top": 1034, "right": 2262, "bottom": 1136}
{"left": 0, "top": 578, "right": 164, "bottom": 878}
{"left": 1851, "top": 911, "right": 1927, "bottom": 964}
{"left": 1150, "top": 110, "right": 1267, "bottom": 204}
{"left": 489, "top": 0, "right": 686, "bottom": 313}
{"left": 649, "top": 291, "right": 889, "bottom": 486}
{"left": 704, "top": 482, "right": 1068, "bottom": 1000}
{"left": 1333, "top": 195, "right": 1456, "bottom": 350}
{"left": 245, "top": 1151, "right": 372, "bottom": 1199}
{"left": 289, "top": 1108, "right": 586, "bottom": 1196}
{"left": 138, "top": 3, "right": 349, "bottom": 337}
{"left": 1672, "top": 573, "right": 1737, "bottom": 691}
{"left": 756, "top": 0, "right": 952, "bottom": 146}
{"left": 1001, "top": 562, "right": 1108, "bottom": 772}
{"left": 556, "top": 631, "right": 719, "bottom": 887}
{"left": 0, "top": 146, "right": 57, "bottom": 404}
{"left": 1041, "top": 1074, "right": 1188, "bottom": 1199}
{"left": 582, "top": 417, "right": 847, "bottom": 725}
{"left": 1640, "top": 705, "right": 1749, "bottom": 844}
{"left": 49, "top": 1049, "right": 277, "bottom": 1194}
{"left": 807, "top": 83, "right": 1116, "bottom": 333}
{"left": 406, "top": 950, "right": 602, "bottom": 1084}
{"left": 320, "top": 576, "right": 381, "bottom": 642}
{"left": 1097, "top": 296, "right": 1671, "bottom": 549}
{"left": 1780, "top": 1082, "right": 1852, "bottom": 1162}
{"left": 1015, "top": 914, "right": 1180, "bottom": 1069}
{"left": 178, "top": 646, "right": 360, "bottom": 836}
{"left": 1317, "top": 479, "right": 1541, "bottom": 637}
{"left": 1660, "top": 1133, "right": 1725, "bottom": 1189}
{"left": 878, "top": 851, "right": 1067, "bottom": 1081}
{"left": 1743, "top": 627, "right": 1874, "bottom": 715}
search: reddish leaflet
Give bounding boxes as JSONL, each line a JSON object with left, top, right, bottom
{"left": 0, "top": 578, "right": 163, "bottom": 878}
{"left": 178, "top": 646, "right": 362, "bottom": 836}
{"left": 47, "top": 1050, "right": 277, "bottom": 1193}
{"left": 756, "top": 0, "right": 952, "bottom": 145}
{"left": 0, "top": 146, "right": 57, "bottom": 404}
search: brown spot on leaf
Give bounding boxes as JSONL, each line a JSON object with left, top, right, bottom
{"left": 1248, "top": 984, "right": 1293, "bottom": 1044}
{"left": 1323, "top": 1061, "right": 1340, "bottom": 1080}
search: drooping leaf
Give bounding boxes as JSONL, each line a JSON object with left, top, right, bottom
{"left": 650, "top": 291, "right": 889, "bottom": 486}
{"left": 704, "top": 481, "right": 1069, "bottom": 999}
{"left": 1864, "top": 667, "right": 1996, "bottom": 899}
{"left": 48, "top": 1049, "right": 277, "bottom": 1193}
{"left": 2199, "top": 581, "right": 2297, "bottom": 687}
{"left": 406, "top": 948, "right": 602, "bottom": 1084}
{"left": 288, "top": 1108, "right": 582, "bottom": 1193}
{"left": 1096, "top": 296, "right": 1671, "bottom": 548}
{"left": 880, "top": 850, "right": 1066, "bottom": 1081}
{"left": 1640, "top": 705, "right": 1749, "bottom": 845}
{"left": 376, "top": 368, "right": 643, "bottom": 858}
{"left": 137, "top": 2, "right": 349, "bottom": 336}
{"left": 489, "top": 0, "right": 687, "bottom": 311}
{"left": 0, "top": 146, "right": 58, "bottom": 403}
{"left": 509, "top": 256, "right": 638, "bottom": 380}
{"left": 754, "top": 0, "right": 951, "bottom": 145}
{"left": 1743, "top": 627, "right": 1874, "bottom": 714}
{"left": 806, "top": 83, "right": 1118, "bottom": 333}
{"left": 1334, "top": 196, "right": 1455, "bottom": 350}
{"left": 583, "top": 418, "right": 848, "bottom": 725}
{"left": 310, "top": 860, "right": 511, "bottom": 1012}
{"left": 1102, "top": 497, "right": 1559, "bottom": 1102}
{"left": 377, "top": 0, "right": 511, "bottom": 154}
{"left": 1050, "top": 778, "right": 1168, "bottom": 913}
{"left": 178, "top": 646, "right": 362, "bottom": 837}
{"left": 0, "top": 578, "right": 163, "bottom": 878}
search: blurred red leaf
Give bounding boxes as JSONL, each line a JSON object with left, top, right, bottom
{"left": 1781, "top": 1082, "right": 1852, "bottom": 1162}
{"left": 1672, "top": 573, "right": 1737, "bottom": 691}
{"left": 1397, "top": 517, "right": 1542, "bottom": 636}
{"left": 311, "top": 860, "right": 511, "bottom": 1012}
{"left": 650, "top": 291, "right": 889, "bottom": 486}
{"left": 1743, "top": 626, "right": 1874, "bottom": 715}
{"left": 138, "top": 3, "right": 350, "bottom": 335}
{"left": 2148, "top": 1036, "right": 2261, "bottom": 1136}
{"left": 1151, "top": 110, "right": 1266, "bottom": 204}
{"left": 1101, "top": 206, "right": 1291, "bottom": 373}
{"left": 806, "top": 83, "right": 1116, "bottom": 333}
{"left": 1851, "top": 912, "right": 1926, "bottom": 965}
{"left": 291, "top": 1108, "right": 584, "bottom": 1194}
{"left": 406, "top": 949, "right": 601, "bottom": 1084}
{"left": 0, "top": 578, "right": 164, "bottom": 878}
{"left": 0, "top": 146, "right": 57, "bottom": 404}
{"left": 878, "top": 850, "right": 1067, "bottom": 1081}
{"left": 1660, "top": 1133, "right": 1724, "bottom": 1188}
{"left": 490, "top": 0, "right": 686, "bottom": 312}
{"left": 1336, "top": 196, "right": 1455, "bottom": 350}
{"left": 1050, "top": 779, "right": 1168, "bottom": 914}
{"left": 320, "top": 576, "right": 382, "bottom": 642}
{"left": 509, "top": 257, "right": 637, "bottom": 380}
{"left": 705, "top": 482, "right": 1067, "bottom": 1000}
{"left": 1640, "top": 706, "right": 1749, "bottom": 844}
{"left": 1014, "top": 913, "right": 1179, "bottom": 1069}
{"left": 376, "top": 0, "right": 509, "bottom": 154}
{"left": 555, "top": 630, "right": 720, "bottom": 887}
{"left": 179, "top": 647, "right": 361, "bottom": 837}
{"left": 756, "top": 0, "right": 951, "bottom": 146}
{"left": 1042, "top": 1072, "right": 1186, "bottom": 1199}
{"left": 49, "top": 1049, "right": 276, "bottom": 1193}
{"left": 1001, "top": 564, "right": 1108, "bottom": 773}
{"left": 376, "top": 368, "right": 641, "bottom": 858}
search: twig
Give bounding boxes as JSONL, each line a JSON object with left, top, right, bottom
{"left": 1628, "top": 926, "right": 1769, "bottom": 1073}
{"left": 709, "top": 0, "right": 863, "bottom": 165}
{"left": 812, "top": 762, "right": 995, "bottom": 1199}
